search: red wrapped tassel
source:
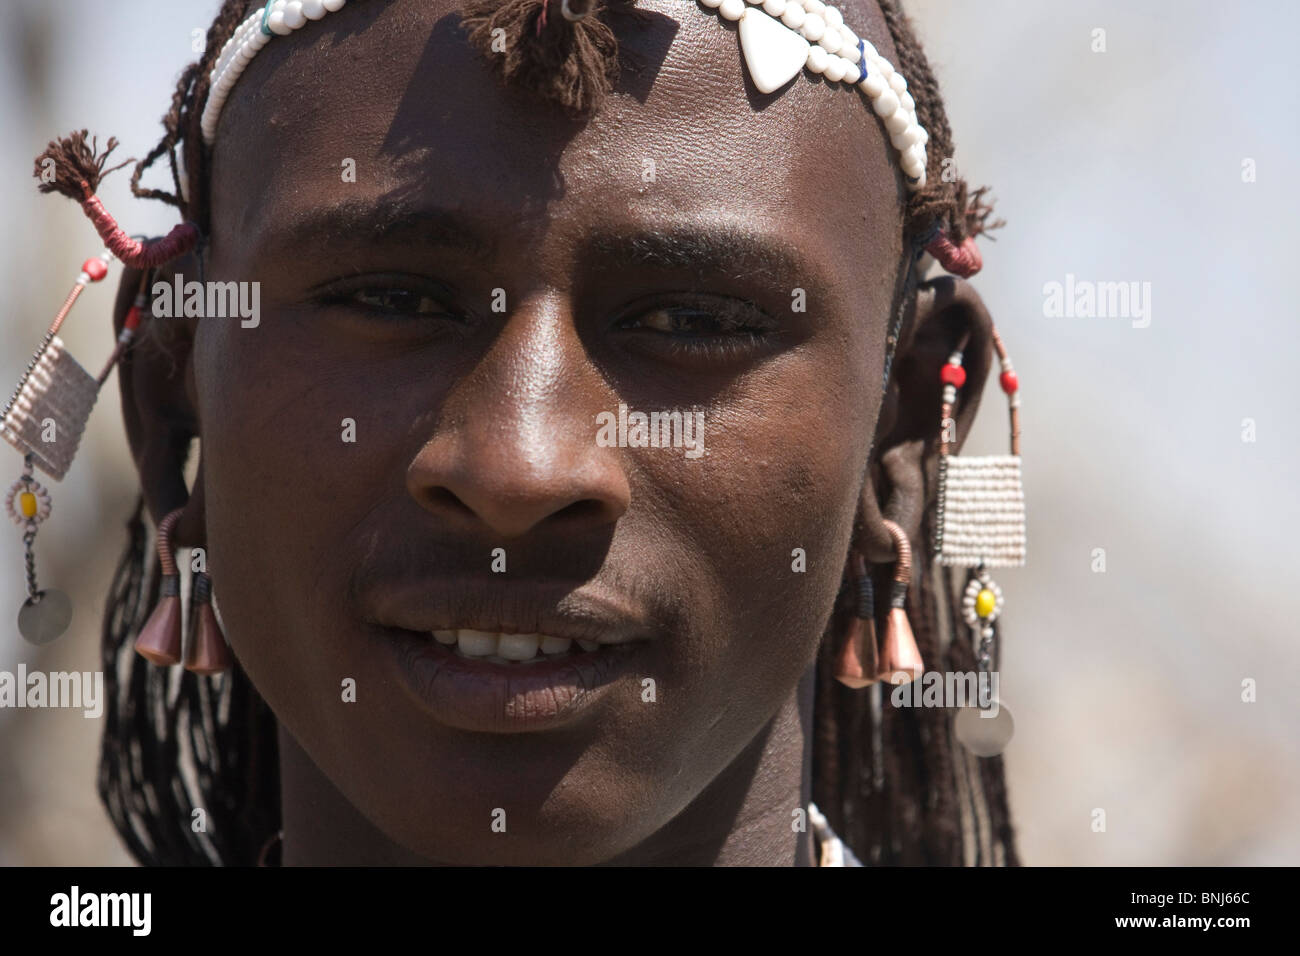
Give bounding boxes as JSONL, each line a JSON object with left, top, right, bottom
{"left": 33, "top": 130, "right": 198, "bottom": 269}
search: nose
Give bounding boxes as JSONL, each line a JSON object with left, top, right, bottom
{"left": 406, "top": 295, "right": 630, "bottom": 539}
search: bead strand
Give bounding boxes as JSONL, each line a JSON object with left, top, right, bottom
{"left": 201, "top": 0, "right": 348, "bottom": 144}
{"left": 702, "top": 0, "right": 928, "bottom": 189}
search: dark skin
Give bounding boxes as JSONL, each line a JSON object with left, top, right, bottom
{"left": 114, "top": 0, "right": 994, "bottom": 865}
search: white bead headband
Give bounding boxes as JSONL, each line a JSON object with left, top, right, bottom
{"left": 200, "top": 0, "right": 348, "bottom": 145}
{"left": 702, "top": 0, "right": 928, "bottom": 188}
{"left": 200, "top": 0, "right": 928, "bottom": 190}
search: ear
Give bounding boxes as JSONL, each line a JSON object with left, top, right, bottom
{"left": 857, "top": 275, "right": 994, "bottom": 563}
{"left": 111, "top": 247, "right": 207, "bottom": 549}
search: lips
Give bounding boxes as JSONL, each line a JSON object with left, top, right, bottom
{"left": 367, "top": 581, "right": 660, "bottom": 733}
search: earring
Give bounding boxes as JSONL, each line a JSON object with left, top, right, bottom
{"left": 134, "top": 508, "right": 184, "bottom": 665}
{"left": 876, "top": 518, "right": 923, "bottom": 683}
{"left": 3, "top": 252, "right": 147, "bottom": 644}
{"left": 833, "top": 551, "right": 878, "bottom": 688}
{"left": 134, "top": 507, "right": 233, "bottom": 674}
{"left": 833, "top": 519, "right": 924, "bottom": 687}
{"left": 934, "top": 326, "right": 1024, "bottom": 756}
{"left": 185, "top": 570, "right": 232, "bottom": 675}
{"left": 933, "top": 329, "right": 1024, "bottom": 569}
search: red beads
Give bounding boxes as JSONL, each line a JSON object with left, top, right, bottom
{"left": 940, "top": 363, "right": 966, "bottom": 388}
{"left": 82, "top": 257, "right": 108, "bottom": 282}
{"left": 1000, "top": 370, "right": 1019, "bottom": 394}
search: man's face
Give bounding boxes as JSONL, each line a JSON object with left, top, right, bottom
{"left": 197, "top": 0, "right": 904, "bottom": 863}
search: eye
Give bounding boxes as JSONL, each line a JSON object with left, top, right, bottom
{"left": 347, "top": 287, "right": 446, "bottom": 316}
{"left": 615, "top": 295, "right": 779, "bottom": 363}
{"left": 312, "top": 274, "right": 464, "bottom": 322}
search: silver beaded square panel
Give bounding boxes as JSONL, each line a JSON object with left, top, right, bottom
{"left": 1, "top": 336, "right": 99, "bottom": 481}
{"left": 935, "top": 454, "right": 1026, "bottom": 568}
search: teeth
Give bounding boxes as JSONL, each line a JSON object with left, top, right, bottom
{"left": 497, "top": 633, "right": 541, "bottom": 661}
{"left": 428, "top": 630, "right": 626, "bottom": 662}
{"left": 456, "top": 629, "right": 498, "bottom": 657}
{"left": 539, "top": 635, "right": 572, "bottom": 655}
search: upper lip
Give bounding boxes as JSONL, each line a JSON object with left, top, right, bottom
{"left": 366, "top": 578, "right": 662, "bottom": 646}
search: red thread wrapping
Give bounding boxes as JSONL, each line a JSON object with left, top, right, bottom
{"left": 925, "top": 233, "right": 983, "bottom": 278}
{"left": 80, "top": 186, "right": 198, "bottom": 269}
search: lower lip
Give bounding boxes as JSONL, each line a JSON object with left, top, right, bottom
{"left": 379, "top": 627, "right": 649, "bottom": 733}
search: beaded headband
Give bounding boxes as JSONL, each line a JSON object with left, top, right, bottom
{"left": 204, "top": 0, "right": 928, "bottom": 185}
{"left": 201, "top": 0, "right": 980, "bottom": 273}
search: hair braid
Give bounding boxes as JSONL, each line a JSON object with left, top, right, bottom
{"left": 129, "top": 62, "right": 200, "bottom": 211}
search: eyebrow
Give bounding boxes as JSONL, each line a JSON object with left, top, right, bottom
{"left": 251, "top": 197, "right": 495, "bottom": 261}
{"left": 252, "top": 202, "right": 838, "bottom": 300}
{"left": 583, "top": 224, "right": 832, "bottom": 291}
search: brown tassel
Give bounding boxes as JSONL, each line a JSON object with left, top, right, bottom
{"left": 33, "top": 129, "right": 131, "bottom": 201}
{"left": 460, "top": 0, "right": 635, "bottom": 117}
{"left": 135, "top": 579, "right": 183, "bottom": 666}
{"left": 33, "top": 130, "right": 198, "bottom": 268}
{"left": 184, "top": 573, "right": 232, "bottom": 675}
{"left": 834, "top": 553, "right": 878, "bottom": 688}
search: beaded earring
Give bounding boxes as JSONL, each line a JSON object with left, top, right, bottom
{"left": 134, "top": 506, "right": 233, "bottom": 674}
{"left": 9, "top": 127, "right": 201, "bottom": 644}
{"left": 2, "top": 253, "right": 148, "bottom": 644}
{"left": 933, "top": 327, "right": 1024, "bottom": 756}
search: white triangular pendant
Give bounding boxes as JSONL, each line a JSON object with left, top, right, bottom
{"left": 738, "top": 7, "right": 811, "bottom": 94}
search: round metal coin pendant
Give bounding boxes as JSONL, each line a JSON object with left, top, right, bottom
{"left": 18, "top": 589, "right": 72, "bottom": 645}
{"left": 955, "top": 701, "right": 1015, "bottom": 757}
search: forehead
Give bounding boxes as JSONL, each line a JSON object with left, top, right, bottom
{"left": 208, "top": 0, "right": 905, "bottom": 275}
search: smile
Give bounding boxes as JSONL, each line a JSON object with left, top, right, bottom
{"left": 428, "top": 628, "right": 639, "bottom": 663}
{"left": 367, "top": 581, "right": 663, "bottom": 732}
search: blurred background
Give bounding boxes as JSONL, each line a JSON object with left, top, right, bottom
{"left": 1, "top": 0, "right": 1296, "bottom": 865}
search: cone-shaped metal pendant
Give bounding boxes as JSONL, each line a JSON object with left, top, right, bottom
{"left": 834, "top": 614, "right": 879, "bottom": 688}
{"left": 136, "top": 507, "right": 185, "bottom": 666}
{"left": 184, "top": 602, "right": 231, "bottom": 675}
{"left": 876, "top": 606, "right": 923, "bottom": 684}
{"left": 184, "top": 573, "right": 231, "bottom": 675}
{"left": 135, "top": 579, "right": 182, "bottom": 666}
{"left": 834, "top": 557, "right": 879, "bottom": 688}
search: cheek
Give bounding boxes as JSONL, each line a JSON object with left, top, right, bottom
{"left": 640, "top": 336, "right": 882, "bottom": 742}
{"left": 190, "top": 318, "right": 409, "bottom": 744}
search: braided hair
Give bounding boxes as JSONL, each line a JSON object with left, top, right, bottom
{"left": 98, "top": 0, "right": 1016, "bottom": 865}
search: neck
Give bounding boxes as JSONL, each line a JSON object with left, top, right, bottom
{"left": 278, "top": 665, "right": 818, "bottom": 866}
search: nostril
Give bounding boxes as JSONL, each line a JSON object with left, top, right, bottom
{"left": 425, "top": 487, "right": 477, "bottom": 520}
{"left": 549, "top": 498, "right": 609, "bottom": 525}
